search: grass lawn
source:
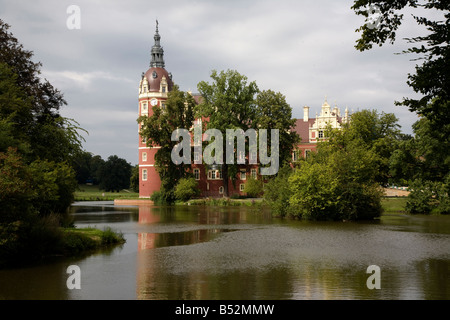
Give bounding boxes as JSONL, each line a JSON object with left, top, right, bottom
{"left": 74, "top": 184, "right": 139, "bottom": 201}
{"left": 381, "top": 197, "right": 407, "bottom": 214}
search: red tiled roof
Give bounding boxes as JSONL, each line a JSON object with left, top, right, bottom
{"left": 292, "top": 119, "right": 315, "bottom": 143}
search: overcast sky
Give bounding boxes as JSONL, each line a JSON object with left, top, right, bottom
{"left": 1, "top": 0, "right": 434, "bottom": 165}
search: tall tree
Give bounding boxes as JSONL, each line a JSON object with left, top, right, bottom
{"left": 138, "top": 85, "right": 196, "bottom": 203}
{"left": 255, "top": 90, "right": 300, "bottom": 167}
{"left": 325, "top": 109, "right": 401, "bottom": 184}
{"left": 98, "top": 155, "right": 132, "bottom": 192}
{"left": 352, "top": 0, "right": 450, "bottom": 135}
{"left": 0, "top": 20, "right": 85, "bottom": 163}
{"left": 196, "top": 69, "right": 259, "bottom": 197}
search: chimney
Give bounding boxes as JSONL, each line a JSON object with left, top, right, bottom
{"left": 303, "top": 106, "right": 310, "bottom": 122}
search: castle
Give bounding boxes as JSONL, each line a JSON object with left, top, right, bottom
{"left": 137, "top": 22, "right": 349, "bottom": 198}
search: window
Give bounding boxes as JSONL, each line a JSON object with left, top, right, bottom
{"left": 208, "top": 170, "right": 222, "bottom": 180}
{"left": 219, "top": 186, "right": 224, "bottom": 194}
{"left": 240, "top": 184, "right": 245, "bottom": 192}
{"left": 319, "top": 131, "right": 324, "bottom": 139}
{"left": 194, "top": 151, "right": 200, "bottom": 163}
{"left": 142, "top": 169, "right": 148, "bottom": 181}
{"left": 240, "top": 171, "right": 246, "bottom": 181}
{"left": 161, "top": 103, "right": 166, "bottom": 110}
{"left": 162, "top": 86, "right": 166, "bottom": 93}
{"left": 142, "top": 152, "right": 147, "bottom": 162}
{"left": 251, "top": 169, "right": 257, "bottom": 180}
{"left": 293, "top": 151, "right": 299, "bottom": 162}
{"left": 141, "top": 102, "right": 148, "bottom": 115}
{"left": 194, "top": 168, "right": 200, "bottom": 181}
{"left": 305, "top": 150, "right": 312, "bottom": 159}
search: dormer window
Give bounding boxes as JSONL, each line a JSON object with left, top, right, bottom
{"left": 162, "top": 86, "right": 166, "bottom": 93}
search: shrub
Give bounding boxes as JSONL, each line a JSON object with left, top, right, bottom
{"left": 288, "top": 144, "right": 383, "bottom": 221}
{"left": 243, "top": 177, "right": 264, "bottom": 198}
{"left": 174, "top": 177, "right": 200, "bottom": 202}
{"left": 263, "top": 165, "right": 293, "bottom": 217}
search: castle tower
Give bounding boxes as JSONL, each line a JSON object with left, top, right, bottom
{"left": 138, "top": 21, "right": 174, "bottom": 198}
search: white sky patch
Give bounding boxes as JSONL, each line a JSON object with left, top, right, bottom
{"left": 41, "top": 70, "right": 134, "bottom": 92}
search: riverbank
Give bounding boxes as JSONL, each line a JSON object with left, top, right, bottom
{"left": 0, "top": 225, "right": 126, "bottom": 269}
{"left": 74, "top": 184, "right": 139, "bottom": 201}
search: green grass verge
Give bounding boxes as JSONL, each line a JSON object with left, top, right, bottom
{"left": 74, "top": 184, "right": 139, "bottom": 201}
{"left": 61, "top": 227, "right": 126, "bottom": 255}
{"left": 381, "top": 197, "right": 407, "bottom": 214}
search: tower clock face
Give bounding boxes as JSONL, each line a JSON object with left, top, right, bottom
{"left": 150, "top": 99, "right": 158, "bottom": 106}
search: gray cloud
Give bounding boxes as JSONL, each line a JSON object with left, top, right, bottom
{"left": 1, "top": 0, "right": 428, "bottom": 165}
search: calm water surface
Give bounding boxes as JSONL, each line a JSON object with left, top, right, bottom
{"left": 0, "top": 201, "right": 449, "bottom": 300}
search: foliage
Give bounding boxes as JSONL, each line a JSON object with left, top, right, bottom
{"left": 263, "top": 165, "right": 294, "bottom": 217}
{"left": 0, "top": 21, "right": 86, "bottom": 163}
{"left": 174, "top": 177, "right": 201, "bottom": 202}
{"left": 389, "top": 116, "right": 450, "bottom": 186}
{"left": 98, "top": 155, "right": 132, "bottom": 192}
{"left": 130, "top": 165, "right": 140, "bottom": 193}
{"left": 196, "top": 69, "right": 260, "bottom": 197}
{"left": 406, "top": 176, "right": 450, "bottom": 215}
{"left": 243, "top": 177, "right": 264, "bottom": 198}
{"left": 255, "top": 90, "right": 300, "bottom": 166}
{"left": 352, "top": 0, "right": 450, "bottom": 138}
{"left": 288, "top": 142, "right": 383, "bottom": 221}
{"left": 325, "top": 109, "right": 401, "bottom": 185}
{"left": 0, "top": 147, "right": 34, "bottom": 222}
{"left": 138, "top": 85, "right": 196, "bottom": 203}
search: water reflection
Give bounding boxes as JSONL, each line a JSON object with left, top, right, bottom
{"left": 0, "top": 202, "right": 449, "bottom": 300}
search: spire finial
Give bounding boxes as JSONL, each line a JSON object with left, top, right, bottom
{"left": 150, "top": 20, "right": 165, "bottom": 68}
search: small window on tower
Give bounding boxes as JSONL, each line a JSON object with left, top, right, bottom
{"left": 142, "top": 169, "right": 148, "bottom": 181}
{"left": 142, "top": 103, "right": 148, "bottom": 115}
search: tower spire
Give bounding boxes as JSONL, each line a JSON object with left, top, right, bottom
{"left": 150, "top": 20, "right": 165, "bottom": 68}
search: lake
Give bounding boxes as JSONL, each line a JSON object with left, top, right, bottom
{"left": 0, "top": 201, "right": 449, "bottom": 300}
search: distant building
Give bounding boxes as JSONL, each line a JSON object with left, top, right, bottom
{"left": 138, "top": 22, "right": 349, "bottom": 198}
{"left": 292, "top": 100, "right": 349, "bottom": 162}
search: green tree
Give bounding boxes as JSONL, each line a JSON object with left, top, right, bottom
{"left": 289, "top": 142, "right": 383, "bottom": 221}
{"left": 243, "top": 177, "right": 264, "bottom": 198}
{"left": 99, "top": 155, "right": 132, "bottom": 192}
{"left": 174, "top": 177, "right": 200, "bottom": 202}
{"left": 352, "top": 0, "right": 450, "bottom": 136}
{"left": 196, "top": 69, "right": 259, "bottom": 197}
{"left": 263, "top": 165, "right": 294, "bottom": 217}
{"left": 0, "top": 147, "right": 34, "bottom": 222}
{"left": 0, "top": 20, "right": 86, "bottom": 164}
{"left": 130, "top": 165, "right": 140, "bottom": 193}
{"left": 138, "top": 85, "right": 196, "bottom": 203}
{"left": 326, "top": 109, "right": 401, "bottom": 184}
{"left": 255, "top": 90, "right": 300, "bottom": 166}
